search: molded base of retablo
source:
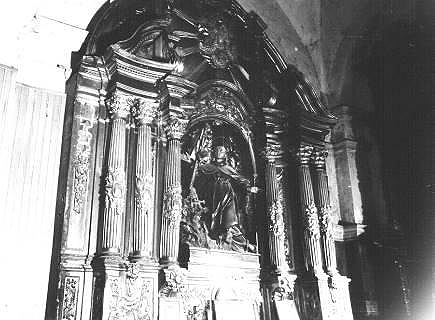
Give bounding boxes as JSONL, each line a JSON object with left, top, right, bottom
{"left": 296, "top": 273, "right": 353, "bottom": 320}
{"left": 159, "top": 247, "right": 262, "bottom": 320}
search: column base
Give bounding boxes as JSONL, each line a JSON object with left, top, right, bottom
{"left": 296, "top": 271, "right": 354, "bottom": 320}
{"left": 261, "top": 269, "right": 298, "bottom": 320}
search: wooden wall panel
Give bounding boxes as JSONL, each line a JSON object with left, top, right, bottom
{"left": 0, "top": 67, "right": 65, "bottom": 319}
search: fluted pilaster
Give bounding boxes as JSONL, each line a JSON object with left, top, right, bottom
{"left": 101, "top": 93, "right": 130, "bottom": 255}
{"left": 264, "top": 145, "right": 287, "bottom": 272}
{"left": 295, "top": 144, "right": 324, "bottom": 274}
{"left": 130, "top": 99, "right": 158, "bottom": 260}
{"left": 159, "top": 118, "right": 187, "bottom": 264}
{"left": 312, "top": 148, "right": 338, "bottom": 274}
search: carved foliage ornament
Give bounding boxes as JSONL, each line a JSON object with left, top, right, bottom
{"left": 163, "top": 185, "right": 183, "bottom": 229}
{"left": 105, "top": 168, "right": 127, "bottom": 215}
{"left": 319, "top": 205, "right": 333, "bottom": 236}
{"left": 164, "top": 119, "right": 188, "bottom": 140}
{"left": 304, "top": 203, "right": 320, "bottom": 238}
{"left": 135, "top": 175, "right": 154, "bottom": 217}
{"left": 72, "top": 113, "right": 94, "bottom": 215}
{"left": 131, "top": 99, "right": 158, "bottom": 126}
{"left": 106, "top": 94, "right": 132, "bottom": 119}
{"left": 269, "top": 199, "right": 285, "bottom": 237}
{"left": 62, "top": 276, "right": 79, "bottom": 320}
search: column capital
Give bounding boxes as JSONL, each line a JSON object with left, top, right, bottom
{"left": 163, "top": 118, "right": 188, "bottom": 140}
{"left": 295, "top": 144, "right": 314, "bottom": 165}
{"left": 311, "top": 148, "right": 328, "bottom": 169}
{"left": 131, "top": 99, "right": 158, "bottom": 126}
{"left": 105, "top": 93, "right": 133, "bottom": 119}
{"left": 262, "top": 144, "right": 283, "bottom": 163}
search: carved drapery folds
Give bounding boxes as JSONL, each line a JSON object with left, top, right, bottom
{"left": 101, "top": 93, "right": 131, "bottom": 255}
{"left": 131, "top": 99, "right": 158, "bottom": 259}
{"left": 295, "top": 144, "right": 324, "bottom": 274}
{"left": 160, "top": 117, "right": 188, "bottom": 263}
{"left": 311, "top": 148, "right": 338, "bottom": 275}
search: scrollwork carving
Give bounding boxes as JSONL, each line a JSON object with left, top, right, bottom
{"left": 162, "top": 185, "right": 183, "bottom": 229}
{"left": 304, "top": 203, "right": 320, "bottom": 238}
{"left": 105, "top": 168, "right": 126, "bottom": 215}
{"left": 62, "top": 276, "right": 79, "bottom": 320}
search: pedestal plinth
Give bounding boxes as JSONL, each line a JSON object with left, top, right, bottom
{"left": 159, "top": 247, "right": 262, "bottom": 320}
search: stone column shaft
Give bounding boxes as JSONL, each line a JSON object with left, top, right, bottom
{"left": 131, "top": 100, "right": 157, "bottom": 260}
{"left": 159, "top": 119, "right": 186, "bottom": 264}
{"left": 101, "top": 94, "right": 129, "bottom": 255}
{"left": 296, "top": 144, "right": 323, "bottom": 274}
{"left": 312, "top": 149, "right": 338, "bottom": 274}
{"left": 265, "top": 155, "right": 287, "bottom": 271}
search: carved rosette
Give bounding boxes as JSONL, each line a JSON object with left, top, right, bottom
{"left": 62, "top": 276, "right": 79, "bottom": 320}
{"left": 304, "top": 203, "right": 320, "bottom": 239}
{"left": 319, "top": 205, "right": 333, "bottom": 237}
{"left": 162, "top": 185, "right": 183, "bottom": 229}
{"left": 135, "top": 175, "right": 154, "bottom": 216}
{"left": 164, "top": 119, "right": 187, "bottom": 140}
{"left": 105, "top": 168, "right": 127, "bottom": 216}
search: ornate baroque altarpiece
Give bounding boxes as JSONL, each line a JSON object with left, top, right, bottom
{"left": 47, "top": 1, "right": 353, "bottom": 320}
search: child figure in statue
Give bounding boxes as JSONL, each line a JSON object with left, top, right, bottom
{"left": 194, "top": 145, "right": 255, "bottom": 252}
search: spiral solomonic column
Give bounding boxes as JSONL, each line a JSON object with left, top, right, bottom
{"left": 311, "top": 148, "right": 338, "bottom": 275}
{"left": 263, "top": 145, "right": 287, "bottom": 272}
{"left": 101, "top": 93, "right": 131, "bottom": 256}
{"left": 130, "top": 99, "right": 158, "bottom": 261}
{"left": 295, "top": 144, "right": 324, "bottom": 275}
{"left": 159, "top": 118, "right": 187, "bottom": 264}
